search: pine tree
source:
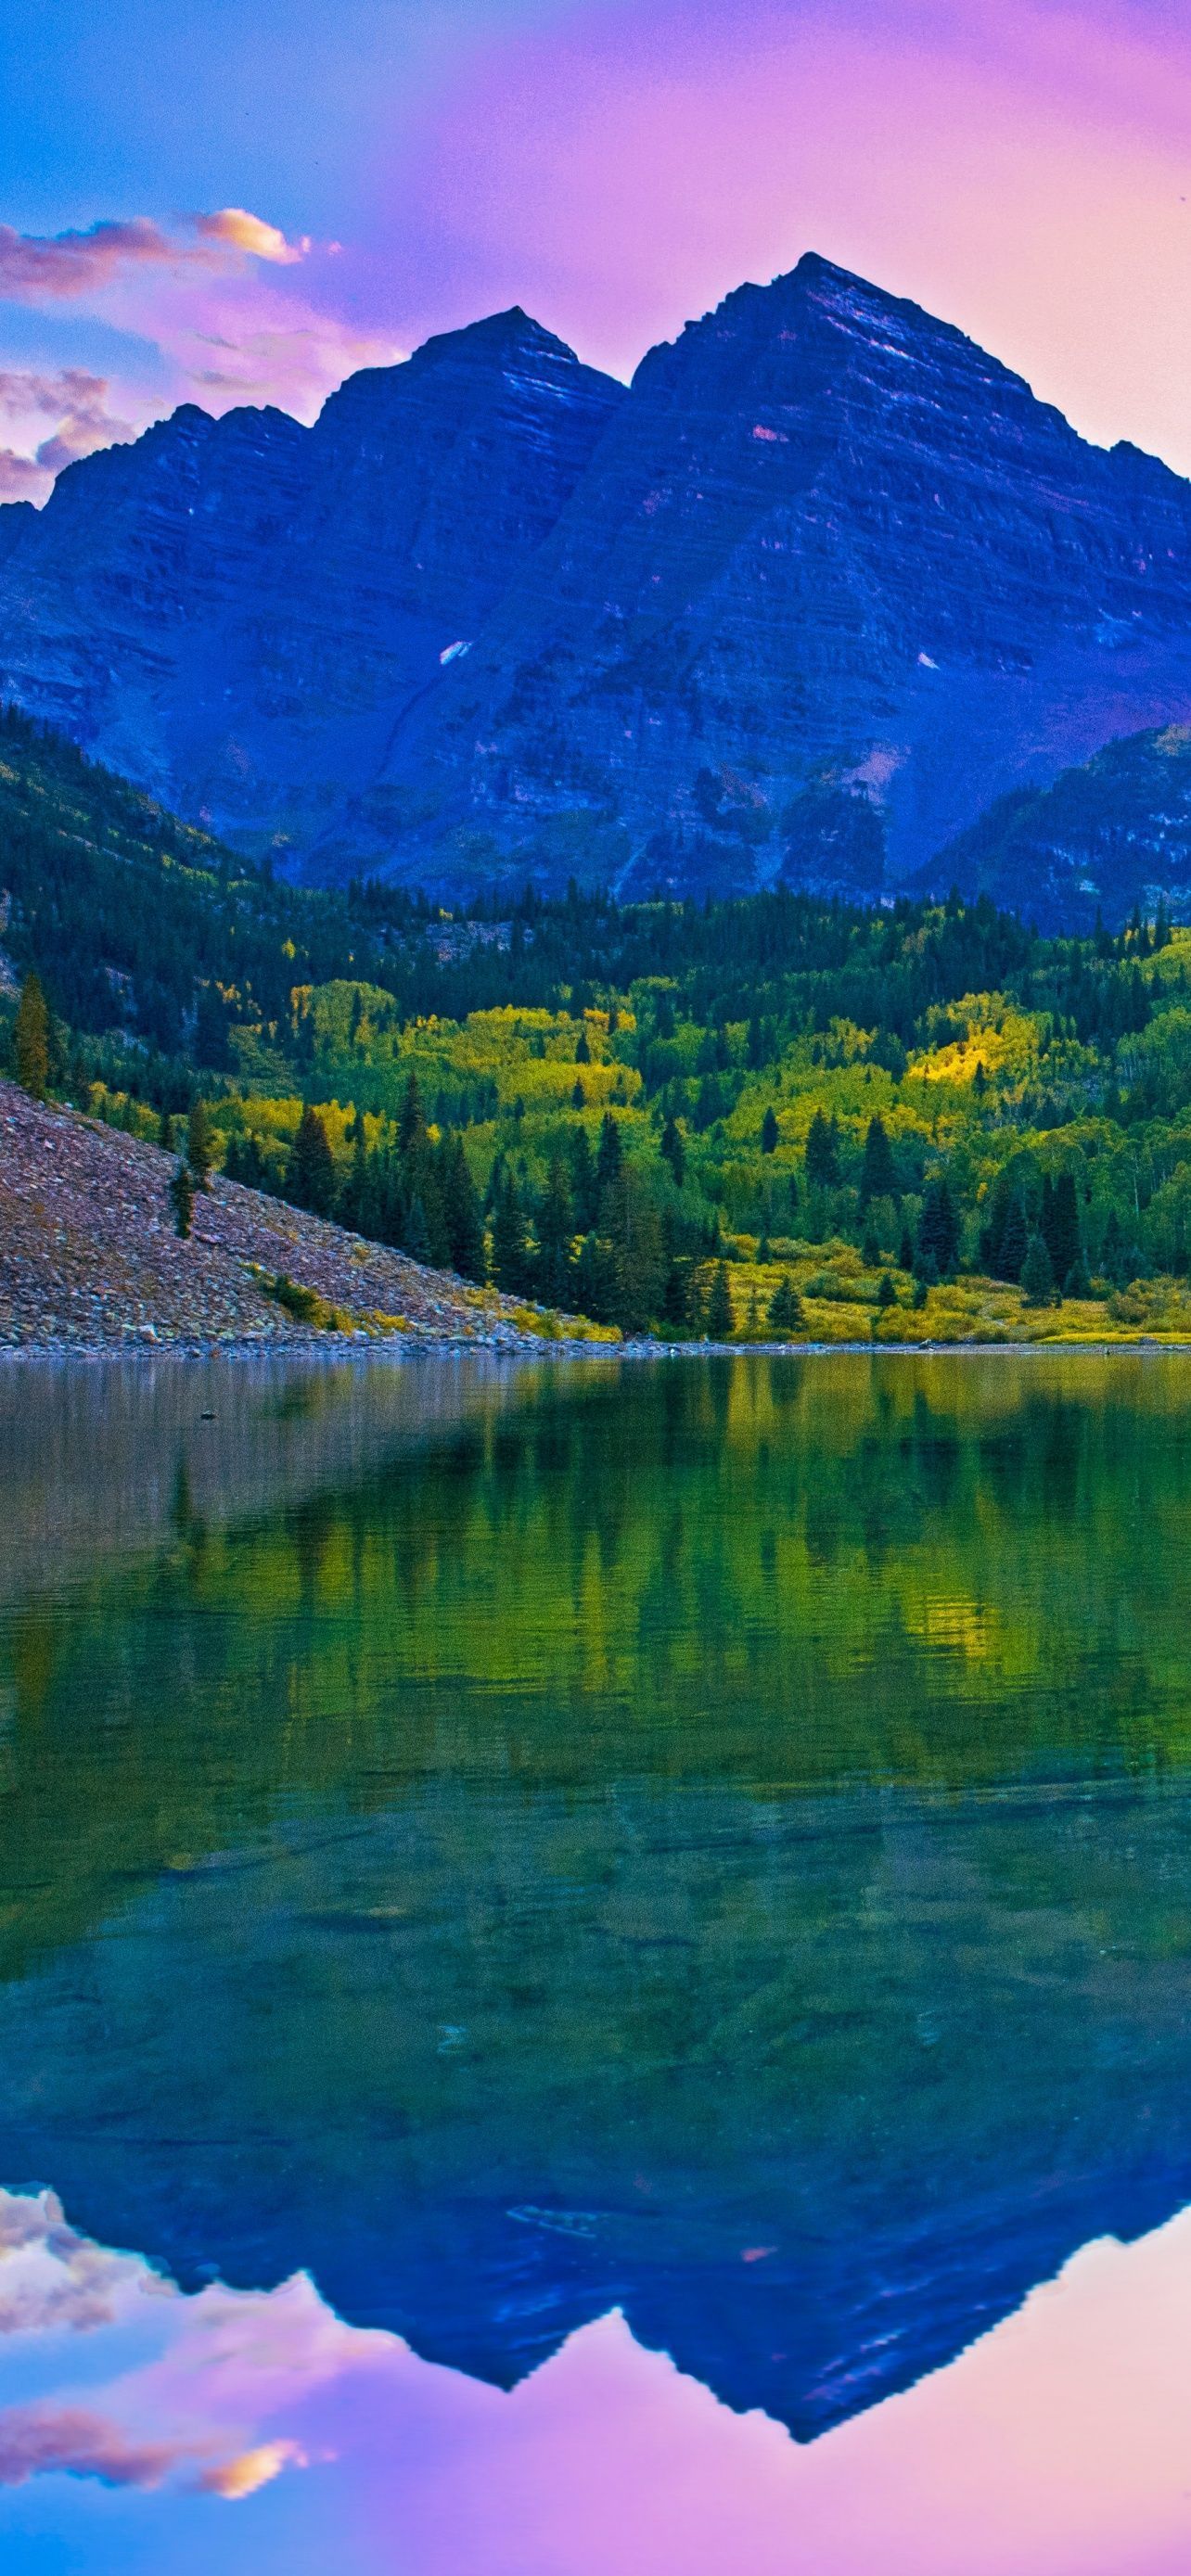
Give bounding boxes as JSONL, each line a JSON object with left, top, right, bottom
{"left": 660, "top": 1115, "right": 685, "bottom": 1188}
{"left": 289, "top": 1105, "right": 336, "bottom": 1216}
{"left": 898, "top": 1224, "right": 916, "bottom": 1272}
{"left": 569, "top": 1127, "right": 598, "bottom": 1229}
{"left": 1042, "top": 1168, "right": 1080, "bottom": 1288}
{"left": 1063, "top": 1254, "right": 1093, "bottom": 1298}
{"left": 158, "top": 1109, "right": 175, "bottom": 1152}
{"left": 877, "top": 1270, "right": 897, "bottom": 1309}
{"left": 804, "top": 1107, "right": 839, "bottom": 1187}
{"left": 491, "top": 1170, "right": 531, "bottom": 1294}
{"left": 14, "top": 972, "right": 49, "bottom": 1101}
{"left": 760, "top": 1104, "right": 779, "bottom": 1155}
{"left": 404, "top": 1195, "right": 433, "bottom": 1265}
{"left": 169, "top": 1158, "right": 195, "bottom": 1239}
{"left": 535, "top": 1155, "right": 574, "bottom": 1305}
{"left": 442, "top": 1133, "right": 486, "bottom": 1282}
{"left": 859, "top": 1115, "right": 896, "bottom": 1205}
{"left": 768, "top": 1273, "right": 803, "bottom": 1333}
{"left": 916, "top": 1176, "right": 959, "bottom": 1278}
{"left": 1020, "top": 1231, "right": 1056, "bottom": 1306}
{"left": 596, "top": 1110, "right": 622, "bottom": 1205}
{"left": 575, "top": 1025, "right": 592, "bottom": 1065}
{"left": 186, "top": 1100, "right": 215, "bottom": 1191}
{"left": 706, "top": 1260, "right": 734, "bottom": 1340}
{"left": 397, "top": 1072, "right": 427, "bottom": 1157}
{"left": 995, "top": 1194, "right": 1029, "bottom": 1282}
{"left": 605, "top": 1164, "right": 666, "bottom": 1333}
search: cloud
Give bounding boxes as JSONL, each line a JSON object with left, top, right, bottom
{"left": 0, "top": 2404, "right": 197, "bottom": 2491}
{"left": 193, "top": 209, "right": 311, "bottom": 265}
{"left": 0, "top": 367, "right": 134, "bottom": 500}
{"left": 0, "top": 2186, "right": 173, "bottom": 2334}
{"left": 0, "top": 209, "right": 309, "bottom": 305}
{"left": 0, "top": 449, "right": 45, "bottom": 499}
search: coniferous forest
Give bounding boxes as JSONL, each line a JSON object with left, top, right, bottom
{"left": 6, "top": 701, "right": 1191, "bottom": 1339}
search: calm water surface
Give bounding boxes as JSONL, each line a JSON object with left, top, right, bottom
{"left": 3, "top": 1348, "right": 1191, "bottom": 2570}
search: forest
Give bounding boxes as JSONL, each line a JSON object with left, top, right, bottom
{"left": 7, "top": 701, "right": 1191, "bottom": 1340}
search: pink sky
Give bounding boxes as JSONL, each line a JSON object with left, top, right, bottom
{"left": 5, "top": 2184, "right": 1191, "bottom": 2572}
{"left": 2, "top": 0, "right": 1191, "bottom": 496}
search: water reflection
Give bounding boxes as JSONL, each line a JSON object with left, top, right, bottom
{"left": 3, "top": 1352, "right": 1191, "bottom": 2482}
{"left": 4, "top": 2187, "right": 1191, "bottom": 2574}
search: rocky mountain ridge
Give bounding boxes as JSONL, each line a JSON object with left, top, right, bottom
{"left": 4, "top": 254, "right": 1191, "bottom": 912}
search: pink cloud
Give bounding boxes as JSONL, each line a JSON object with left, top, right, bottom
{"left": 0, "top": 2404, "right": 198, "bottom": 2492}
{"left": 0, "top": 450, "right": 45, "bottom": 500}
{"left": 0, "top": 208, "right": 310, "bottom": 305}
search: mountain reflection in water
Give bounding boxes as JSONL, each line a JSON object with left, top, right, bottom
{"left": 2, "top": 1348, "right": 1191, "bottom": 2548}
{"left": 2, "top": 2186, "right": 1191, "bottom": 2574}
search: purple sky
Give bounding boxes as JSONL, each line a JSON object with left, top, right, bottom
{"left": 2, "top": 1, "right": 1191, "bottom": 497}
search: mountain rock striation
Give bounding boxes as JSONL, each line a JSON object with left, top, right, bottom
{"left": 4, "top": 254, "right": 1191, "bottom": 910}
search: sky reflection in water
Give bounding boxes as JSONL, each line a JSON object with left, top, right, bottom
{"left": 3, "top": 2187, "right": 1191, "bottom": 2575}
{"left": 5, "top": 1349, "right": 1191, "bottom": 2569}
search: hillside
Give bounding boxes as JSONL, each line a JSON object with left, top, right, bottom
{"left": 932, "top": 725, "right": 1191, "bottom": 932}
{"left": 3, "top": 260, "right": 1191, "bottom": 908}
{"left": 12, "top": 711, "right": 1191, "bottom": 1347}
{"left": 0, "top": 1081, "right": 593, "bottom": 1354}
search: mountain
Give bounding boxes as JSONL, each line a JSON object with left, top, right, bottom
{"left": 928, "top": 723, "right": 1191, "bottom": 931}
{"left": 4, "top": 256, "right": 1191, "bottom": 908}
{"left": 0, "top": 311, "right": 623, "bottom": 865}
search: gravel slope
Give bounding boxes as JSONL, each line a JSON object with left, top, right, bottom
{"left": 0, "top": 1082, "right": 575, "bottom": 1354}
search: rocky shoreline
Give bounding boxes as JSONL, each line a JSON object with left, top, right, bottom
{"left": 0, "top": 1081, "right": 603, "bottom": 1358}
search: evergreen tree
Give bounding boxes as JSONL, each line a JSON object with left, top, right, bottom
{"left": 442, "top": 1133, "right": 486, "bottom": 1282}
{"left": 397, "top": 1071, "right": 427, "bottom": 1156}
{"left": 859, "top": 1114, "right": 896, "bottom": 1204}
{"left": 575, "top": 1026, "right": 592, "bottom": 1065}
{"left": 994, "top": 1194, "right": 1029, "bottom": 1282}
{"left": 897, "top": 1223, "right": 916, "bottom": 1272}
{"left": 169, "top": 1158, "right": 195, "bottom": 1239}
{"left": 158, "top": 1108, "right": 175, "bottom": 1152}
{"left": 1020, "top": 1231, "right": 1056, "bottom": 1306}
{"left": 596, "top": 1110, "right": 622, "bottom": 1204}
{"left": 916, "top": 1176, "right": 959, "bottom": 1277}
{"left": 1042, "top": 1168, "right": 1081, "bottom": 1287}
{"left": 1063, "top": 1253, "right": 1093, "bottom": 1298}
{"left": 768, "top": 1273, "right": 803, "bottom": 1333}
{"left": 289, "top": 1105, "right": 336, "bottom": 1216}
{"left": 535, "top": 1155, "right": 574, "bottom": 1305}
{"left": 804, "top": 1107, "right": 839, "bottom": 1187}
{"left": 13, "top": 971, "right": 49, "bottom": 1101}
{"left": 186, "top": 1099, "right": 215, "bottom": 1191}
{"left": 760, "top": 1104, "right": 779, "bottom": 1155}
{"left": 706, "top": 1260, "right": 734, "bottom": 1340}
{"left": 569, "top": 1127, "right": 598, "bottom": 1229}
{"left": 404, "top": 1194, "right": 433, "bottom": 1265}
{"left": 660, "top": 1115, "right": 685, "bottom": 1189}
{"left": 861, "top": 1221, "right": 881, "bottom": 1269}
{"left": 660, "top": 1257, "right": 694, "bottom": 1329}
{"left": 491, "top": 1169, "right": 531, "bottom": 1294}
{"left": 605, "top": 1164, "right": 666, "bottom": 1333}
{"left": 876, "top": 1270, "right": 897, "bottom": 1310}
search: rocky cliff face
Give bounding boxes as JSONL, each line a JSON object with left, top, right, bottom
{"left": 0, "top": 311, "right": 623, "bottom": 861}
{"left": 4, "top": 255, "right": 1191, "bottom": 908}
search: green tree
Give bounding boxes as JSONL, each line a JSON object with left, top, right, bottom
{"left": 760, "top": 1104, "right": 779, "bottom": 1155}
{"left": 768, "top": 1273, "right": 803, "bottom": 1333}
{"left": 186, "top": 1100, "right": 215, "bottom": 1192}
{"left": 660, "top": 1115, "right": 685, "bottom": 1189}
{"left": 859, "top": 1115, "right": 896, "bottom": 1205}
{"left": 535, "top": 1156, "right": 574, "bottom": 1306}
{"left": 804, "top": 1107, "right": 839, "bottom": 1188}
{"left": 706, "top": 1260, "right": 734, "bottom": 1340}
{"left": 916, "top": 1177, "right": 959, "bottom": 1278}
{"left": 14, "top": 971, "right": 49, "bottom": 1101}
{"left": 398, "top": 1072, "right": 428, "bottom": 1157}
{"left": 289, "top": 1105, "right": 337, "bottom": 1217}
{"left": 169, "top": 1158, "right": 195, "bottom": 1239}
{"left": 1020, "top": 1231, "right": 1056, "bottom": 1307}
{"left": 491, "top": 1169, "right": 531, "bottom": 1294}
{"left": 876, "top": 1270, "right": 897, "bottom": 1310}
{"left": 596, "top": 1110, "right": 622, "bottom": 1205}
{"left": 605, "top": 1164, "right": 666, "bottom": 1333}
{"left": 442, "top": 1134, "right": 486, "bottom": 1282}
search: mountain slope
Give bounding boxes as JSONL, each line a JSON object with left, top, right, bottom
{"left": 373, "top": 255, "right": 1191, "bottom": 895}
{"left": 0, "top": 312, "right": 623, "bottom": 864}
{"left": 4, "top": 259, "right": 1191, "bottom": 915}
{"left": 927, "top": 723, "right": 1191, "bottom": 930}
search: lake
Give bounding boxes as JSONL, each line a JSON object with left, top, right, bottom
{"left": 3, "top": 1348, "right": 1191, "bottom": 2571}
